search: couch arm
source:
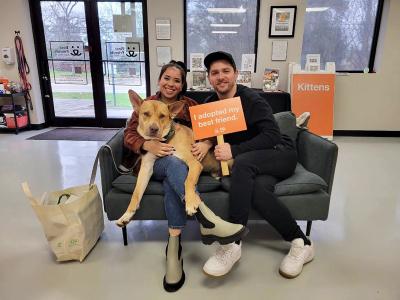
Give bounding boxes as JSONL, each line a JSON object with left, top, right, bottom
{"left": 297, "top": 130, "right": 338, "bottom": 195}
{"left": 99, "top": 128, "right": 125, "bottom": 199}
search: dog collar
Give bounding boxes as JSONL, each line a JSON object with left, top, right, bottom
{"left": 162, "top": 122, "right": 176, "bottom": 142}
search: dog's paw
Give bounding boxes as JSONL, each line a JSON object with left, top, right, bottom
{"left": 185, "top": 204, "right": 197, "bottom": 216}
{"left": 116, "top": 211, "right": 135, "bottom": 227}
{"left": 185, "top": 193, "right": 201, "bottom": 216}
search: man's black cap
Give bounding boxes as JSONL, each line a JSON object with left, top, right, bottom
{"left": 204, "top": 51, "right": 237, "bottom": 72}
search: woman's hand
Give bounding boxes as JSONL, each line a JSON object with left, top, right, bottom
{"left": 191, "top": 140, "right": 213, "bottom": 161}
{"left": 142, "top": 140, "right": 175, "bottom": 157}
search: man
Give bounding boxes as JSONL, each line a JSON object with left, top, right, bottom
{"left": 202, "top": 51, "right": 314, "bottom": 279}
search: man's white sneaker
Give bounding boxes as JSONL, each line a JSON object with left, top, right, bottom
{"left": 296, "top": 112, "right": 311, "bottom": 128}
{"left": 203, "top": 242, "right": 241, "bottom": 277}
{"left": 279, "top": 238, "right": 314, "bottom": 278}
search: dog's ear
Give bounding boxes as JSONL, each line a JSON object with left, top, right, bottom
{"left": 168, "top": 101, "right": 186, "bottom": 119}
{"left": 128, "top": 89, "right": 144, "bottom": 111}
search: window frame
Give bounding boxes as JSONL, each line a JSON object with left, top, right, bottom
{"left": 183, "top": 0, "right": 261, "bottom": 73}
{"left": 365, "top": 0, "right": 384, "bottom": 73}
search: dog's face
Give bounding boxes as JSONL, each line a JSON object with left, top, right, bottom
{"left": 136, "top": 100, "right": 172, "bottom": 140}
{"left": 128, "top": 89, "right": 186, "bottom": 141}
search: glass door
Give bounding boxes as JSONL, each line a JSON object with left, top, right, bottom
{"left": 30, "top": 0, "right": 149, "bottom": 127}
{"left": 41, "top": 1, "right": 95, "bottom": 120}
{"left": 97, "top": 1, "right": 147, "bottom": 119}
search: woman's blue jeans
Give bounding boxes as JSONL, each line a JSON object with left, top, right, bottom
{"left": 152, "top": 155, "right": 188, "bottom": 229}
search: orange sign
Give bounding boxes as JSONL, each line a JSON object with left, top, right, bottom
{"left": 291, "top": 74, "right": 335, "bottom": 138}
{"left": 189, "top": 97, "right": 247, "bottom": 140}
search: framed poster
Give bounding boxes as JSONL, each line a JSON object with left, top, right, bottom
{"left": 269, "top": 6, "right": 297, "bottom": 38}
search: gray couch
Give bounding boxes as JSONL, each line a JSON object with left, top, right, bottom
{"left": 99, "top": 112, "right": 338, "bottom": 245}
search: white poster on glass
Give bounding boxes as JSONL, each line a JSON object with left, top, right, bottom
{"left": 241, "top": 54, "right": 255, "bottom": 71}
{"left": 305, "top": 54, "right": 321, "bottom": 72}
{"left": 190, "top": 53, "right": 205, "bottom": 71}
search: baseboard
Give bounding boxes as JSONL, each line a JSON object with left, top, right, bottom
{"left": 30, "top": 123, "right": 48, "bottom": 130}
{"left": 334, "top": 130, "right": 400, "bottom": 137}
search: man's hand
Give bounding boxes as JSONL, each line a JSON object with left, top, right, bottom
{"left": 191, "top": 140, "right": 213, "bottom": 161}
{"left": 214, "top": 143, "right": 232, "bottom": 161}
{"left": 142, "top": 140, "right": 174, "bottom": 157}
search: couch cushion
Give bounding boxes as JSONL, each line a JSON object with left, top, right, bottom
{"left": 274, "top": 164, "right": 327, "bottom": 196}
{"left": 112, "top": 174, "right": 221, "bottom": 195}
{"left": 274, "top": 111, "right": 298, "bottom": 142}
{"left": 220, "top": 163, "right": 327, "bottom": 196}
{"left": 112, "top": 175, "right": 164, "bottom": 194}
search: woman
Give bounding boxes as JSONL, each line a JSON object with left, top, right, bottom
{"left": 124, "top": 61, "right": 247, "bottom": 292}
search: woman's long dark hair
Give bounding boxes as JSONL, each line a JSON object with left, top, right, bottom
{"left": 158, "top": 60, "right": 188, "bottom": 99}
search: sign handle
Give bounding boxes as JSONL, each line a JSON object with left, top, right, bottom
{"left": 217, "top": 135, "right": 229, "bottom": 176}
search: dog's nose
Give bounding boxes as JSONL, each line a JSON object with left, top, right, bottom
{"left": 149, "top": 125, "right": 159, "bottom": 135}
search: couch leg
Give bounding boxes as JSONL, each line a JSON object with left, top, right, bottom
{"left": 306, "top": 221, "right": 312, "bottom": 237}
{"left": 122, "top": 226, "right": 128, "bottom": 246}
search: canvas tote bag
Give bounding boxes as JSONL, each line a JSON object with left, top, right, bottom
{"left": 21, "top": 152, "right": 104, "bottom": 262}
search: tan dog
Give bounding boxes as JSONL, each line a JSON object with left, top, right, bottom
{"left": 116, "top": 90, "right": 221, "bottom": 227}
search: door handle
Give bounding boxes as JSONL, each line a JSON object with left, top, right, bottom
{"left": 85, "top": 45, "right": 92, "bottom": 53}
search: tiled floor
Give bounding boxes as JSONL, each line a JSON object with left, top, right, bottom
{"left": 0, "top": 131, "right": 399, "bottom": 299}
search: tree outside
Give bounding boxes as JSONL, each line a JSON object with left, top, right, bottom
{"left": 186, "top": 0, "right": 258, "bottom": 70}
{"left": 301, "top": 0, "right": 379, "bottom": 71}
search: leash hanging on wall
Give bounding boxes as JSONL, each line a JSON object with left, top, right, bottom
{"left": 14, "top": 31, "right": 33, "bottom": 110}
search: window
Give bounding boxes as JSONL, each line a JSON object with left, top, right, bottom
{"left": 301, "top": 0, "right": 384, "bottom": 72}
{"left": 185, "top": 0, "right": 259, "bottom": 71}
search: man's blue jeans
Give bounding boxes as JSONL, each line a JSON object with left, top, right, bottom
{"left": 152, "top": 155, "right": 188, "bottom": 229}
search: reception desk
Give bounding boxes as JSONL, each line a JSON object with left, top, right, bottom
{"left": 185, "top": 89, "right": 291, "bottom": 113}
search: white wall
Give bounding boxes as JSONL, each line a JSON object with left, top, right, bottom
{"left": 0, "top": 0, "right": 399, "bottom": 131}
{"left": 0, "top": 0, "right": 45, "bottom": 124}
{"left": 147, "top": 0, "right": 184, "bottom": 94}
{"left": 333, "top": 0, "right": 400, "bottom": 131}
